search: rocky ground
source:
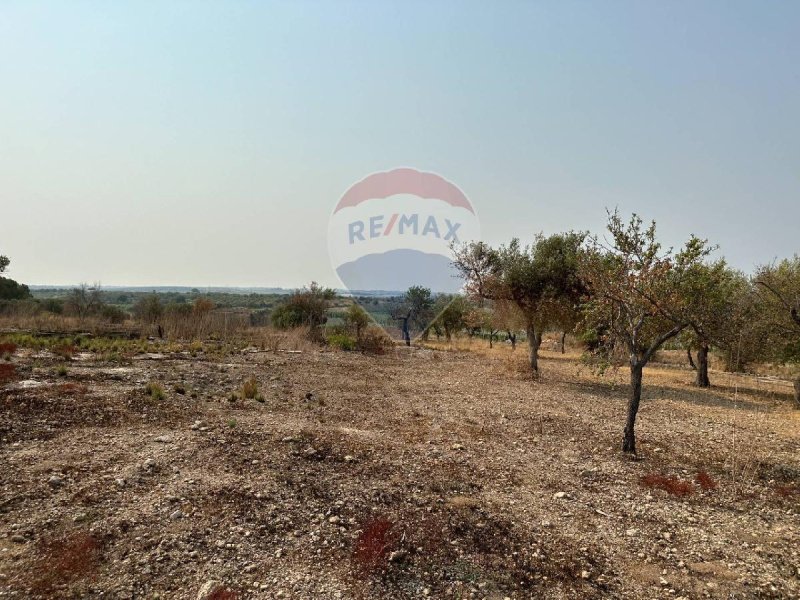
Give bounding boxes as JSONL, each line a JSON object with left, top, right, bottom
{"left": 0, "top": 340, "right": 798, "bottom": 599}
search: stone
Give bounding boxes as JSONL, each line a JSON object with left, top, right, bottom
{"left": 47, "top": 475, "right": 64, "bottom": 487}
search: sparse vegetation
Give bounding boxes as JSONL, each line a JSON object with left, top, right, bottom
{"left": 144, "top": 381, "right": 164, "bottom": 400}
{"left": 241, "top": 377, "right": 259, "bottom": 399}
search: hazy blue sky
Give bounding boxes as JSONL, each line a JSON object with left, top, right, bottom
{"left": 1, "top": 1, "right": 798, "bottom": 287}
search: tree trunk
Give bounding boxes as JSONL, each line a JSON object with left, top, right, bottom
{"left": 687, "top": 347, "right": 696, "bottom": 370}
{"left": 623, "top": 361, "right": 644, "bottom": 454}
{"left": 794, "top": 377, "right": 800, "bottom": 408}
{"left": 526, "top": 324, "right": 542, "bottom": 376}
{"left": 696, "top": 343, "right": 710, "bottom": 388}
{"left": 489, "top": 332, "right": 494, "bottom": 348}
{"left": 560, "top": 331, "right": 566, "bottom": 354}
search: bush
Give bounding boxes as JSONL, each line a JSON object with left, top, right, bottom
{"left": 100, "top": 305, "right": 128, "bottom": 324}
{"left": 357, "top": 326, "right": 393, "bottom": 354}
{"left": 328, "top": 332, "right": 356, "bottom": 351}
{"left": 144, "top": 382, "right": 164, "bottom": 400}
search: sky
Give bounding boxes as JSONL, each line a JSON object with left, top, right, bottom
{"left": 1, "top": 0, "right": 798, "bottom": 288}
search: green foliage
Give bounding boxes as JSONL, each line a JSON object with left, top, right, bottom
{"left": 343, "top": 303, "right": 371, "bottom": 339}
{"left": 0, "top": 277, "right": 31, "bottom": 300}
{"left": 144, "top": 382, "right": 164, "bottom": 400}
{"left": 579, "top": 211, "right": 712, "bottom": 364}
{"left": 755, "top": 256, "right": 800, "bottom": 365}
{"left": 0, "top": 256, "right": 8, "bottom": 273}
{"left": 271, "top": 282, "right": 336, "bottom": 340}
{"left": 404, "top": 286, "right": 435, "bottom": 334}
{"left": 430, "top": 294, "right": 470, "bottom": 340}
{"left": 328, "top": 332, "right": 357, "bottom": 351}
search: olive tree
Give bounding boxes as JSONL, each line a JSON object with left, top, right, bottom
{"left": 678, "top": 260, "right": 750, "bottom": 387}
{"left": 754, "top": 256, "right": 800, "bottom": 406}
{"left": 453, "top": 232, "right": 585, "bottom": 376}
{"left": 579, "top": 211, "right": 712, "bottom": 453}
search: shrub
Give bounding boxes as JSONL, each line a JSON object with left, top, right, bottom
{"left": 357, "top": 326, "right": 393, "bottom": 354}
{"left": 640, "top": 473, "right": 693, "bottom": 497}
{"left": 57, "top": 364, "right": 68, "bottom": 377}
{"left": 144, "top": 382, "right": 164, "bottom": 400}
{"left": 241, "top": 377, "right": 259, "bottom": 399}
{"left": 100, "top": 304, "right": 128, "bottom": 324}
{"left": 328, "top": 332, "right": 356, "bottom": 351}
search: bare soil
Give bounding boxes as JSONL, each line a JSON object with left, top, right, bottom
{"left": 1, "top": 341, "right": 798, "bottom": 599}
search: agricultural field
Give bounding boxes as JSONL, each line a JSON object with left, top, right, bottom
{"left": 1, "top": 334, "right": 798, "bottom": 599}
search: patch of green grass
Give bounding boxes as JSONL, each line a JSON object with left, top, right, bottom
{"left": 56, "top": 364, "right": 68, "bottom": 377}
{"left": 144, "top": 382, "right": 165, "bottom": 401}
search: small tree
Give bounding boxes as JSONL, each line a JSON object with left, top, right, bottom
{"left": 431, "top": 294, "right": 469, "bottom": 342}
{"left": 405, "top": 286, "right": 435, "bottom": 340}
{"left": 679, "top": 261, "right": 750, "bottom": 387}
{"left": 754, "top": 257, "right": 800, "bottom": 406}
{"left": 344, "top": 302, "right": 371, "bottom": 341}
{"left": 453, "top": 233, "right": 585, "bottom": 376}
{"left": 133, "top": 294, "right": 164, "bottom": 325}
{"left": 579, "top": 211, "right": 712, "bottom": 453}
{"left": 66, "top": 283, "right": 104, "bottom": 322}
{"left": 271, "top": 282, "right": 336, "bottom": 341}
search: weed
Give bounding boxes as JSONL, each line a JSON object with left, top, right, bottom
{"left": 328, "top": 332, "right": 356, "bottom": 351}
{"left": 241, "top": 377, "right": 259, "bottom": 399}
{"left": 173, "top": 383, "right": 186, "bottom": 395}
{"left": 227, "top": 419, "right": 237, "bottom": 428}
{"left": 640, "top": 473, "right": 694, "bottom": 497}
{"left": 695, "top": 470, "right": 718, "bottom": 491}
{"left": 57, "top": 364, "right": 68, "bottom": 377}
{"left": 144, "top": 382, "right": 165, "bottom": 401}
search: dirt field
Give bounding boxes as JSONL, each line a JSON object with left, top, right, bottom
{"left": 1, "top": 340, "right": 798, "bottom": 599}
